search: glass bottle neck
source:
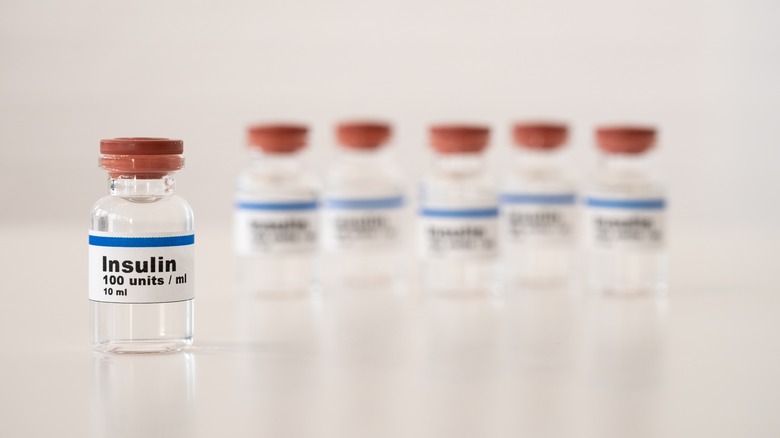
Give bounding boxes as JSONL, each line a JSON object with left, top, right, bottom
{"left": 109, "top": 175, "right": 176, "bottom": 197}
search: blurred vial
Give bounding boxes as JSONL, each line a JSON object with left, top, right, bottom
{"left": 419, "top": 125, "right": 498, "bottom": 295}
{"left": 584, "top": 126, "right": 667, "bottom": 295}
{"left": 234, "top": 124, "right": 319, "bottom": 297}
{"left": 321, "top": 121, "right": 405, "bottom": 287}
{"left": 500, "top": 122, "right": 576, "bottom": 288}
{"left": 90, "top": 138, "right": 195, "bottom": 353}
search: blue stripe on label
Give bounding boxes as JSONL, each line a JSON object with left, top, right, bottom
{"left": 89, "top": 234, "right": 195, "bottom": 247}
{"left": 500, "top": 193, "right": 576, "bottom": 205}
{"left": 420, "top": 207, "right": 499, "bottom": 218}
{"left": 235, "top": 200, "right": 318, "bottom": 211}
{"left": 324, "top": 196, "right": 404, "bottom": 210}
{"left": 585, "top": 198, "right": 666, "bottom": 209}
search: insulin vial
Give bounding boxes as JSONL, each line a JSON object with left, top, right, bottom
{"left": 321, "top": 121, "right": 405, "bottom": 287}
{"left": 89, "top": 138, "right": 195, "bottom": 353}
{"left": 500, "top": 122, "right": 576, "bottom": 288}
{"left": 234, "top": 124, "right": 319, "bottom": 296}
{"left": 584, "top": 126, "right": 667, "bottom": 295}
{"left": 419, "top": 125, "right": 499, "bottom": 295}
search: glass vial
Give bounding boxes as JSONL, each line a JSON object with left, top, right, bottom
{"left": 584, "top": 126, "right": 667, "bottom": 295}
{"left": 500, "top": 122, "right": 576, "bottom": 288}
{"left": 234, "top": 124, "right": 319, "bottom": 297}
{"left": 418, "top": 125, "right": 498, "bottom": 295}
{"left": 321, "top": 121, "right": 405, "bottom": 287}
{"left": 89, "top": 138, "right": 195, "bottom": 353}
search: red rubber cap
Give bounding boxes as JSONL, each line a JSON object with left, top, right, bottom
{"left": 429, "top": 124, "right": 490, "bottom": 154}
{"left": 247, "top": 124, "right": 308, "bottom": 153}
{"left": 596, "top": 126, "right": 656, "bottom": 154}
{"left": 336, "top": 121, "right": 391, "bottom": 149}
{"left": 100, "top": 137, "right": 183, "bottom": 155}
{"left": 513, "top": 122, "right": 568, "bottom": 150}
{"left": 99, "top": 137, "right": 184, "bottom": 178}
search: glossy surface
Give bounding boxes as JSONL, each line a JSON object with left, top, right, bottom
{"left": 1, "top": 224, "right": 777, "bottom": 437}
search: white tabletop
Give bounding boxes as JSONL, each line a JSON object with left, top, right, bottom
{"left": 0, "top": 224, "right": 777, "bottom": 438}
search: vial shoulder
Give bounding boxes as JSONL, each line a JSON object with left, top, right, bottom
{"left": 236, "top": 167, "right": 319, "bottom": 197}
{"left": 238, "top": 163, "right": 317, "bottom": 182}
{"left": 92, "top": 193, "right": 193, "bottom": 211}
{"left": 422, "top": 166, "right": 496, "bottom": 191}
{"left": 585, "top": 171, "right": 665, "bottom": 199}
{"left": 323, "top": 160, "right": 404, "bottom": 198}
{"left": 419, "top": 170, "right": 497, "bottom": 208}
{"left": 91, "top": 195, "right": 194, "bottom": 233}
{"left": 501, "top": 168, "right": 575, "bottom": 194}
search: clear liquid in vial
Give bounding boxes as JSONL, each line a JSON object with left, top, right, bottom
{"left": 91, "top": 176, "right": 194, "bottom": 353}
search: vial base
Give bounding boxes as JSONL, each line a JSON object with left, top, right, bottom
{"left": 502, "top": 245, "right": 573, "bottom": 289}
{"left": 237, "top": 254, "right": 316, "bottom": 298}
{"left": 421, "top": 259, "right": 497, "bottom": 296}
{"left": 587, "top": 249, "right": 667, "bottom": 296}
{"left": 91, "top": 300, "right": 194, "bottom": 354}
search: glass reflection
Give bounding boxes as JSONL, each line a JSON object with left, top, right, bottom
{"left": 91, "top": 352, "right": 194, "bottom": 438}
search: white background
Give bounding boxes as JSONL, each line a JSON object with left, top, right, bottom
{"left": 1, "top": 0, "right": 779, "bottom": 237}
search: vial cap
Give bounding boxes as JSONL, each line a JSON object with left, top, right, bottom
{"left": 336, "top": 121, "right": 391, "bottom": 149}
{"left": 247, "top": 124, "right": 308, "bottom": 153}
{"left": 513, "top": 122, "right": 568, "bottom": 150}
{"left": 99, "top": 137, "right": 185, "bottom": 178}
{"left": 429, "top": 124, "right": 490, "bottom": 153}
{"left": 596, "top": 126, "right": 657, "bottom": 154}
{"left": 100, "top": 137, "right": 183, "bottom": 155}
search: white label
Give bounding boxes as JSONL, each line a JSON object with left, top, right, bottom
{"left": 419, "top": 208, "right": 499, "bottom": 259}
{"left": 88, "top": 231, "right": 195, "bottom": 304}
{"left": 321, "top": 197, "right": 404, "bottom": 252}
{"left": 234, "top": 201, "right": 318, "bottom": 256}
{"left": 585, "top": 198, "right": 665, "bottom": 250}
{"left": 501, "top": 193, "right": 576, "bottom": 245}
